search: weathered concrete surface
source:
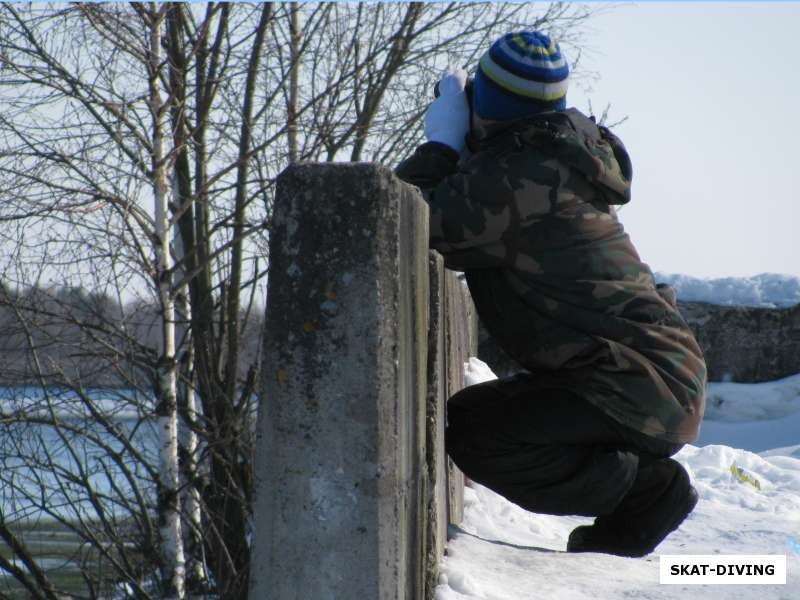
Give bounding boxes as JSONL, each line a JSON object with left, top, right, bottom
{"left": 424, "top": 257, "right": 475, "bottom": 597}
{"left": 424, "top": 252, "right": 447, "bottom": 599}
{"left": 250, "top": 163, "right": 475, "bottom": 600}
{"left": 478, "top": 301, "right": 800, "bottom": 384}
{"left": 250, "top": 163, "right": 429, "bottom": 600}
{"left": 442, "top": 273, "right": 476, "bottom": 527}
{"left": 679, "top": 301, "right": 800, "bottom": 382}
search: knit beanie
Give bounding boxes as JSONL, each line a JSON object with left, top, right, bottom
{"left": 474, "top": 31, "right": 569, "bottom": 121}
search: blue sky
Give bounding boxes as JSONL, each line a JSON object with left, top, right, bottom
{"left": 568, "top": 2, "right": 799, "bottom": 278}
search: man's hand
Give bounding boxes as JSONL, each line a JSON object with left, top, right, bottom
{"left": 424, "top": 67, "right": 470, "bottom": 153}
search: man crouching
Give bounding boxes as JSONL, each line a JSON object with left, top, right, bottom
{"left": 396, "top": 30, "right": 707, "bottom": 557}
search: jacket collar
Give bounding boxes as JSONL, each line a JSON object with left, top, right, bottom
{"left": 467, "top": 110, "right": 566, "bottom": 151}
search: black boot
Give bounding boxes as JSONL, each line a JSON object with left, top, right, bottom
{"left": 566, "top": 458, "right": 698, "bottom": 557}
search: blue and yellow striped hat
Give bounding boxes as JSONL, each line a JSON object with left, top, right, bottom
{"left": 474, "top": 31, "right": 569, "bottom": 120}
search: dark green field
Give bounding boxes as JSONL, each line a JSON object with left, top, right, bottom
{"left": 0, "top": 520, "right": 145, "bottom": 599}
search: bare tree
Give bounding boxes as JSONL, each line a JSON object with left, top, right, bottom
{"left": 0, "top": 284, "right": 164, "bottom": 599}
{"left": 0, "top": 2, "right": 598, "bottom": 597}
{"left": 143, "top": 4, "right": 186, "bottom": 597}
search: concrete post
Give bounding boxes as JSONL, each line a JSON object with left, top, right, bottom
{"left": 442, "top": 271, "right": 476, "bottom": 527}
{"left": 250, "top": 163, "right": 476, "bottom": 600}
{"left": 424, "top": 253, "right": 447, "bottom": 596}
{"left": 424, "top": 256, "right": 475, "bottom": 592}
{"left": 250, "top": 163, "right": 429, "bottom": 600}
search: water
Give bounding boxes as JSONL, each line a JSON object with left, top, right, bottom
{"left": 0, "top": 386, "right": 222, "bottom": 597}
{"left": 0, "top": 386, "right": 160, "bottom": 522}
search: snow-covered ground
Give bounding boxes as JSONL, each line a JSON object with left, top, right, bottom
{"left": 697, "top": 374, "right": 800, "bottom": 454}
{"left": 435, "top": 359, "right": 800, "bottom": 599}
{"left": 654, "top": 272, "right": 800, "bottom": 308}
{"left": 0, "top": 385, "right": 148, "bottom": 419}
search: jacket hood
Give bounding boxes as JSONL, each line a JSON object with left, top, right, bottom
{"left": 471, "top": 109, "right": 633, "bottom": 205}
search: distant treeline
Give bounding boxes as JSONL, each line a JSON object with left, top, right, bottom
{"left": 0, "top": 283, "right": 263, "bottom": 389}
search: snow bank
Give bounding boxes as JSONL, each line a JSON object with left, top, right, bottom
{"left": 695, "top": 374, "right": 800, "bottom": 452}
{"left": 655, "top": 272, "right": 800, "bottom": 308}
{"left": 704, "top": 374, "right": 800, "bottom": 423}
{"left": 0, "top": 386, "right": 148, "bottom": 420}
{"left": 437, "top": 444, "right": 800, "bottom": 599}
{"left": 437, "top": 358, "right": 800, "bottom": 599}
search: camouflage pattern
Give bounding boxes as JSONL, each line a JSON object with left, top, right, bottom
{"left": 396, "top": 108, "right": 707, "bottom": 443}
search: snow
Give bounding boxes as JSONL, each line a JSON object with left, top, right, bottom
{"left": 703, "top": 375, "right": 800, "bottom": 423}
{"left": 655, "top": 272, "right": 800, "bottom": 308}
{"left": 696, "top": 374, "right": 800, "bottom": 452}
{"left": 464, "top": 357, "right": 501, "bottom": 387}
{"left": 437, "top": 359, "right": 800, "bottom": 599}
{"left": 0, "top": 385, "right": 147, "bottom": 419}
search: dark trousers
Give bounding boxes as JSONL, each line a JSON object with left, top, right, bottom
{"left": 445, "top": 373, "right": 683, "bottom": 517}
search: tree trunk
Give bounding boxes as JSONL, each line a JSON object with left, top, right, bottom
{"left": 288, "top": 2, "right": 300, "bottom": 163}
{"left": 181, "top": 310, "right": 206, "bottom": 590}
{"left": 148, "top": 5, "right": 185, "bottom": 597}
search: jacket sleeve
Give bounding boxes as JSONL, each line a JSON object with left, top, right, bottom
{"left": 396, "top": 142, "right": 526, "bottom": 270}
{"left": 395, "top": 141, "right": 461, "bottom": 189}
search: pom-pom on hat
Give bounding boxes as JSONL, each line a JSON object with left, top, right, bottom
{"left": 474, "top": 31, "right": 569, "bottom": 121}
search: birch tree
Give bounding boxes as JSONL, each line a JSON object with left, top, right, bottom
{"left": 144, "top": 4, "right": 185, "bottom": 597}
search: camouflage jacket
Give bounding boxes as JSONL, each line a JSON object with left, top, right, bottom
{"left": 396, "top": 108, "right": 707, "bottom": 443}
